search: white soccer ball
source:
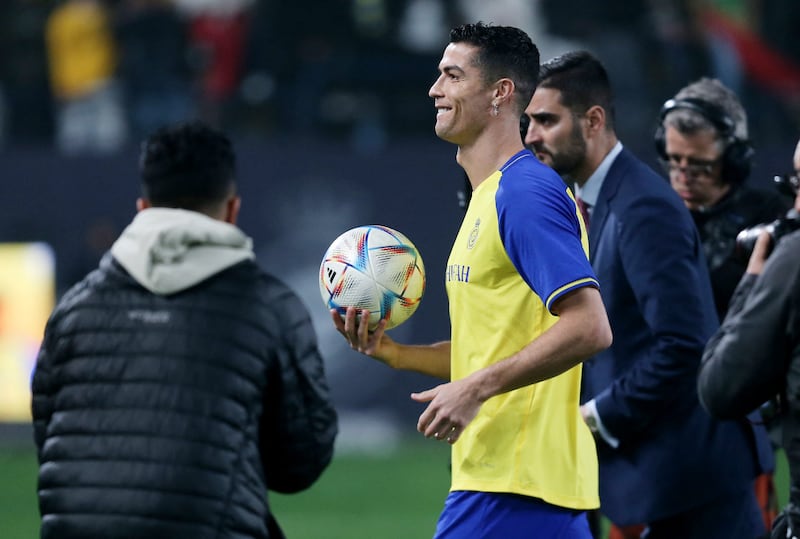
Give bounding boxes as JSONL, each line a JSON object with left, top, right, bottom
{"left": 319, "top": 225, "right": 426, "bottom": 330}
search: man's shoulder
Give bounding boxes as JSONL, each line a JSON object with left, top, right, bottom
{"left": 733, "top": 183, "right": 792, "bottom": 214}
{"left": 503, "top": 151, "right": 562, "bottom": 182}
{"left": 54, "top": 254, "right": 121, "bottom": 309}
{"left": 607, "top": 151, "right": 681, "bottom": 207}
{"left": 610, "top": 148, "right": 665, "bottom": 185}
{"left": 770, "top": 229, "right": 800, "bottom": 269}
{"left": 499, "top": 154, "right": 571, "bottom": 204}
{"left": 737, "top": 182, "right": 787, "bottom": 200}
{"left": 220, "top": 260, "right": 311, "bottom": 314}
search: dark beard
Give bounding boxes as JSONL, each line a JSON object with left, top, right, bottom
{"left": 548, "top": 121, "right": 587, "bottom": 179}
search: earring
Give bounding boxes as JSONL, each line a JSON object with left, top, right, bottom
{"left": 491, "top": 102, "right": 500, "bottom": 117}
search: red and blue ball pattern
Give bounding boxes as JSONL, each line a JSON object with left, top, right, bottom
{"left": 319, "top": 225, "right": 425, "bottom": 330}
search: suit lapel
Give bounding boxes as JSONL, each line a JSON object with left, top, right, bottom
{"left": 587, "top": 149, "right": 628, "bottom": 260}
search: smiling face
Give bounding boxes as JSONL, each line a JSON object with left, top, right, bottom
{"left": 524, "top": 87, "right": 587, "bottom": 179}
{"left": 429, "top": 42, "right": 494, "bottom": 145}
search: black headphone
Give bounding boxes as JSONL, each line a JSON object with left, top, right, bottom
{"left": 654, "top": 97, "right": 754, "bottom": 185}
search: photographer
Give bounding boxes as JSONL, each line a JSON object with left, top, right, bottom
{"left": 698, "top": 138, "right": 800, "bottom": 538}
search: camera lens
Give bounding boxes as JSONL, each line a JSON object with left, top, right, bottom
{"left": 734, "top": 221, "right": 776, "bottom": 262}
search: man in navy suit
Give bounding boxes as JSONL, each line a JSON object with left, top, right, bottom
{"left": 523, "top": 50, "right": 773, "bottom": 538}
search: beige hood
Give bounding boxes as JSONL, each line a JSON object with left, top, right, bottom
{"left": 111, "top": 207, "right": 255, "bottom": 295}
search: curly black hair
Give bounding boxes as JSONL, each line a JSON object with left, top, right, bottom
{"left": 139, "top": 121, "right": 236, "bottom": 211}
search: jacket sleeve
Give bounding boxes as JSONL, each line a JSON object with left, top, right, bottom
{"left": 260, "top": 290, "right": 338, "bottom": 494}
{"left": 31, "top": 319, "right": 57, "bottom": 462}
{"left": 698, "top": 235, "right": 800, "bottom": 419}
{"left": 594, "top": 193, "right": 715, "bottom": 439}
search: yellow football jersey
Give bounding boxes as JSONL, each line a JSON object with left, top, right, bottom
{"left": 446, "top": 150, "right": 599, "bottom": 509}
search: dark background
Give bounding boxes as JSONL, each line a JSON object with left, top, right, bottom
{"left": 2, "top": 0, "right": 800, "bottom": 431}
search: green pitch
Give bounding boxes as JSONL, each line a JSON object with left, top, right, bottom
{"left": 272, "top": 440, "right": 451, "bottom": 538}
{"left": 1, "top": 441, "right": 789, "bottom": 538}
{"left": 0, "top": 438, "right": 451, "bottom": 539}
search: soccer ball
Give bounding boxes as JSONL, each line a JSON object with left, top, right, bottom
{"left": 319, "top": 225, "right": 425, "bottom": 330}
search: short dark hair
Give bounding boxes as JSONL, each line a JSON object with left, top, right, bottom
{"left": 139, "top": 121, "right": 236, "bottom": 212}
{"left": 449, "top": 22, "right": 540, "bottom": 114}
{"left": 538, "top": 51, "right": 616, "bottom": 131}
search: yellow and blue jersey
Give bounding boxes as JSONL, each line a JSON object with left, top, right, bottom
{"left": 446, "top": 149, "right": 600, "bottom": 509}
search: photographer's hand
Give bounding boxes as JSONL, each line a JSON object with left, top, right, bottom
{"left": 745, "top": 231, "right": 773, "bottom": 276}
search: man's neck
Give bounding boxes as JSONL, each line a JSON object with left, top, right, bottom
{"left": 456, "top": 123, "right": 525, "bottom": 189}
{"left": 573, "top": 134, "right": 619, "bottom": 188}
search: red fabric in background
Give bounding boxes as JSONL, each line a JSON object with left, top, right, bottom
{"left": 702, "top": 9, "right": 800, "bottom": 99}
{"left": 189, "top": 13, "right": 249, "bottom": 101}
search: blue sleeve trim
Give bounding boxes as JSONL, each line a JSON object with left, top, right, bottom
{"left": 545, "top": 278, "right": 600, "bottom": 312}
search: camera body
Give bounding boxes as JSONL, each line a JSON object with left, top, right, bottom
{"left": 735, "top": 209, "right": 800, "bottom": 261}
{"left": 734, "top": 174, "right": 800, "bottom": 261}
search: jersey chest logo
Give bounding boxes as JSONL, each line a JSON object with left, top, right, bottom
{"left": 467, "top": 218, "right": 480, "bottom": 250}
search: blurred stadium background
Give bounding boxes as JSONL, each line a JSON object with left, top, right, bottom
{"left": 2, "top": 0, "right": 799, "bottom": 537}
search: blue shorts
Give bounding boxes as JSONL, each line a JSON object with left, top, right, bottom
{"left": 433, "top": 491, "right": 592, "bottom": 539}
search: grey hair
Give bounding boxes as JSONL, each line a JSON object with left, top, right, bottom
{"left": 667, "top": 77, "right": 748, "bottom": 142}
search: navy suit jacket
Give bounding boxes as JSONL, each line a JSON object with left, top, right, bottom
{"left": 581, "top": 148, "right": 773, "bottom": 525}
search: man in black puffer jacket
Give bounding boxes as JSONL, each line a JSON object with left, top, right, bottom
{"left": 31, "top": 121, "right": 338, "bottom": 539}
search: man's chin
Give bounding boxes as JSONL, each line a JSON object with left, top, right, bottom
{"left": 678, "top": 193, "right": 700, "bottom": 209}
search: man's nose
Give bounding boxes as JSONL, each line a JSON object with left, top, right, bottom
{"left": 524, "top": 123, "right": 540, "bottom": 147}
{"left": 429, "top": 76, "right": 443, "bottom": 98}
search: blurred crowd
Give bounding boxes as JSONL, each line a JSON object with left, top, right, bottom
{"left": 0, "top": 0, "right": 798, "bottom": 155}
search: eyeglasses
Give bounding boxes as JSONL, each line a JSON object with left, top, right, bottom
{"left": 661, "top": 155, "right": 720, "bottom": 180}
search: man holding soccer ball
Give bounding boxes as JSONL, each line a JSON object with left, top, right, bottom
{"left": 333, "top": 22, "right": 612, "bottom": 538}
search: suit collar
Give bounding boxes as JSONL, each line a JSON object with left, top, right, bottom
{"left": 575, "top": 141, "right": 623, "bottom": 207}
{"left": 586, "top": 145, "right": 631, "bottom": 253}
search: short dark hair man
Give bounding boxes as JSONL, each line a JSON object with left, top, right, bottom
{"left": 32, "top": 121, "right": 338, "bottom": 539}
{"left": 525, "top": 51, "right": 773, "bottom": 538}
{"left": 335, "top": 24, "right": 611, "bottom": 538}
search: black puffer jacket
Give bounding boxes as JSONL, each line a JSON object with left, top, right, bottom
{"left": 32, "top": 210, "right": 337, "bottom": 539}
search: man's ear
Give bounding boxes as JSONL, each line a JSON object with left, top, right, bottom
{"left": 494, "top": 78, "right": 515, "bottom": 105}
{"left": 136, "top": 198, "right": 151, "bottom": 212}
{"left": 585, "top": 105, "right": 607, "bottom": 133}
{"left": 225, "top": 196, "right": 241, "bottom": 225}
